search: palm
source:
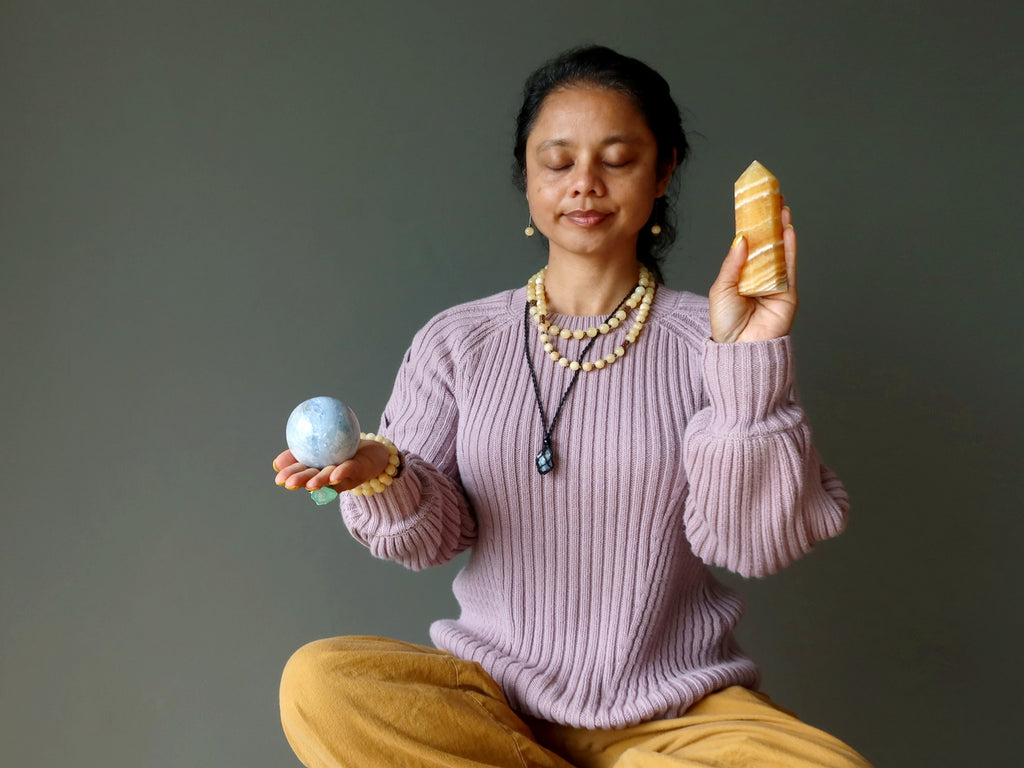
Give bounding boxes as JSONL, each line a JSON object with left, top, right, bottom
{"left": 274, "top": 440, "right": 390, "bottom": 493}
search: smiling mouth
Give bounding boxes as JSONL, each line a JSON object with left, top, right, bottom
{"left": 564, "top": 210, "right": 610, "bottom": 227}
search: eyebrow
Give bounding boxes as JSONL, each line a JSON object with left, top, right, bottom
{"left": 535, "top": 135, "right": 641, "bottom": 152}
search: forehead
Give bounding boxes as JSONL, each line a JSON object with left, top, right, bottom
{"left": 527, "top": 86, "right": 653, "bottom": 148}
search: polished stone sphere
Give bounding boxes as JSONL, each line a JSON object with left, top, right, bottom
{"left": 285, "top": 396, "right": 361, "bottom": 469}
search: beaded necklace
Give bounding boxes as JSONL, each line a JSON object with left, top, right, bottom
{"left": 527, "top": 266, "right": 656, "bottom": 371}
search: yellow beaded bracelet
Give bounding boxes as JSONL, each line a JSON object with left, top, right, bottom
{"left": 347, "top": 432, "right": 402, "bottom": 497}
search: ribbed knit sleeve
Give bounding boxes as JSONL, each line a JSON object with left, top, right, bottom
{"left": 682, "top": 335, "right": 849, "bottom": 577}
{"left": 339, "top": 311, "right": 478, "bottom": 571}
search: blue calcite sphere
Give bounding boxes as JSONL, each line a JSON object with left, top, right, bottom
{"left": 285, "top": 396, "right": 361, "bottom": 469}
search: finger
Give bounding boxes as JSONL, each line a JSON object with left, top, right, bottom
{"left": 273, "top": 449, "right": 298, "bottom": 472}
{"left": 329, "top": 460, "right": 360, "bottom": 487}
{"left": 287, "top": 468, "right": 320, "bottom": 490}
{"left": 783, "top": 223, "right": 798, "bottom": 294}
{"left": 329, "top": 457, "right": 383, "bottom": 490}
{"left": 274, "top": 461, "right": 305, "bottom": 485}
{"left": 306, "top": 465, "right": 338, "bottom": 490}
{"left": 781, "top": 204, "right": 793, "bottom": 229}
{"left": 329, "top": 443, "right": 390, "bottom": 488}
{"left": 715, "top": 234, "right": 748, "bottom": 289}
{"left": 327, "top": 463, "right": 365, "bottom": 492}
{"left": 279, "top": 466, "right": 319, "bottom": 490}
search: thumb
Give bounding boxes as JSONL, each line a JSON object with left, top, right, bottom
{"left": 328, "top": 440, "right": 391, "bottom": 489}
{"left": 714, "top": 234, "right": 747, "bottom": 292}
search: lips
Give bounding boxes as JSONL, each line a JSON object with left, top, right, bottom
{"left": 563, "top": 210, "right": 610, "bottom": 227}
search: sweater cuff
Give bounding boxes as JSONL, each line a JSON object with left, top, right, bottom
{"left": 702, "top": 335, "right": 798, "bottom": 434}
{"left": 341, "top": 466, "right": 426, "bottom": 538}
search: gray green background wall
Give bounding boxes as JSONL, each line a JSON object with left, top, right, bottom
{"left": 2, "top": 1, "right": 1021, "bottom": 766}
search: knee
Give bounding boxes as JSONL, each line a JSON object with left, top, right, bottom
{"left": 280, "top": 636, "right": 423, "bottom": 715}
{"left": 279, "top": 640, "right": 343, "bottom": 721}
{"left": 280, "top": 637, "right": 409, "bottom": 763}
{"left": 281, "top": 637, "right": 369, "bottom": 709}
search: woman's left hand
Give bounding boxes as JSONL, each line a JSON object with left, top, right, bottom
{"left": 709, "top": 205, "right": 798, "bottom": 343}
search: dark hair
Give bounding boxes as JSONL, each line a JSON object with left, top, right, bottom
{"left": 513, "top": 45, "right": 689, "bottom": 284}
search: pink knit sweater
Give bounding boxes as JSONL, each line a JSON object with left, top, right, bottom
{"left": 339, "top": 285, "right": 848, "bottom": 729}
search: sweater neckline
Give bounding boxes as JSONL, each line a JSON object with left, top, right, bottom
{"left": 507, "top": 285, "right": 677, "bottom": 326}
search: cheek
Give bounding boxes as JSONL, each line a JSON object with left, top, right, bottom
{"left": 527, "top": 180, "right": 561, "bottom": 211}
{"left": 632, "top": 171, "right": 664, "bottom": 206}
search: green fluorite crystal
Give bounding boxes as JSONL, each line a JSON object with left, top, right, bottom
{"left": 309, "top": 487, "right": 339, "bottom": 506}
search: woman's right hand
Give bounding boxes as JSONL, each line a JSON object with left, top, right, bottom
{"left": 273, "top": 439, "right": 392, "bottom": 494}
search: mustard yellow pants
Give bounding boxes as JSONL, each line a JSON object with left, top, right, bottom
{"left": 279, "top": 636, "right": 872, "bottom": 768}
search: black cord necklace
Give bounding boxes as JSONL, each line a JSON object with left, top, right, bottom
{"left": 523, "top": 288, "right": 634, "bottom": 475}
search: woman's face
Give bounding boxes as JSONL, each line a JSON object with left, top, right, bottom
{"left": 524, "top": 86, "right": 673, "bottom": 264}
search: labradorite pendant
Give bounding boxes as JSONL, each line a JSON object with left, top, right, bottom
{"left": 536, "top": 443, "right": 554, "bottom": 475}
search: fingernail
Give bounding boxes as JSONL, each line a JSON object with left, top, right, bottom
{"left": 273, "top": 461, "right": 279, "bottom": 471}
{"left": 731, "top": 234, "right": 745, "bottom": 249}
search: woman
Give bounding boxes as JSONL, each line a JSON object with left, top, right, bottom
{"left": 274, "top": 45, "right": 872, "bottom": 768}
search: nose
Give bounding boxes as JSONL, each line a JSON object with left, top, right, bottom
{"left": 569, "top": 160, "right": 605, "bottom": 198}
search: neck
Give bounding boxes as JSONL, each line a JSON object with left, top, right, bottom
{"left": 542, "top": 255, "right": 642, "bottom": 317}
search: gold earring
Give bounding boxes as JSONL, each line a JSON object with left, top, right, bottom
{"left": 651, "top": 224, "right": 662, "bottom": 236}
{"left": 525, "top": 216, "right": 535, "bottom": 238}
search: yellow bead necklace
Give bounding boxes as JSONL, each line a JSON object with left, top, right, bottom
{"left": 525, "top": 265, "right": 656, "bottom": 371}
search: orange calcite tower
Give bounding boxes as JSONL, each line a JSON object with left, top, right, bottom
{"left": 734, "top": 161, "right": 788, "bottom": 297}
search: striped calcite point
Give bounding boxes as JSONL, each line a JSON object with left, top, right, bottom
{"left": 734, "top": 160, "right": 788, "bottom": 297}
